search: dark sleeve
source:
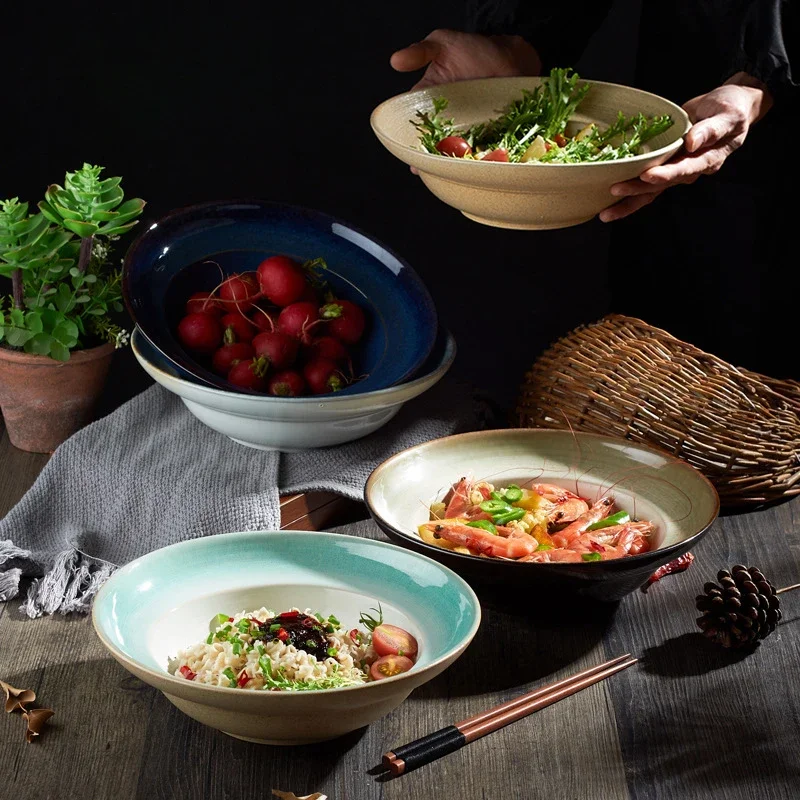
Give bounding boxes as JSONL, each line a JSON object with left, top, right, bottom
{"left": 465, "top": 0, "right": 614, "bottom": 72}
{"left": 727, "top": 0, "right": 797, "bottom": 98}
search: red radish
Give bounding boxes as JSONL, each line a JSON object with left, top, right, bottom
{"left": 305, "top": 335, "right": 350, "bottom": 365}
{"left": 186, "top": 291, "right": 223, "bottom": 316}
{"left": 481, "top": 148, "right": 509, "bottom": 162}
{"left": 320, "top": 300, "right": 366, "bottom": 344}
{"left": 250, "top": 307, "right": 277, "bottom": 332}
{"left": 212, "top": 342, "right": 254, "bottom": 375}
{"left": 303, "top": 358, "right": 345, "bottom": 394}
{"left": 220, "top": 313, "right": 257, "bottom": 343}
{"left": 177, "top": 312, "right": 223, "bottom": 353}
{"left": 218, "top": 272, "right": 260, "bottom": 312}
{"left": 277, "top": 301, "right": 321, "bottom": 343}
{"left": 268, "top": 370, "right": 306, "bottom": 397}
{"left": 435, "top": 136, "right": 471, "bottom": 158}
{"left": 298, "top": 283, "right": 320, "bottom": 303}
{"left": 252, "top": 331, "right": 299, "bottom": 369}
{"left": 256, "top": 255, "right": 308, "bottom": 307}
{"left": 228, "top": 357, "right": 269, "bottom": 391}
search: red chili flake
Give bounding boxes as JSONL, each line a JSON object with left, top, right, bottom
{"left": 277, "top": 627, "right": 290, "bottom": 642}
{"left": 279, "top": 610, "right": 300, "bottom": 619}
{"left": 590, "top": 541, "right": 605, "bottom": 553}
{"left": 237, "top": 671, "right": 250, "bottom": 688}
{"left": 642, "top": 552, "right": 695, "bottom": 593}
{"left": 179, "top": 665, "right": 196, "bottom": 681}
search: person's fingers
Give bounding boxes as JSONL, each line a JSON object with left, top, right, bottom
{"left": 636, "top": 147, "right": 726, "bottom": 185}
{"left": 599, "top": 190, "right": 663, "bottom": 222}
{"left": 684, "top": 115, "right": 734, "bottom": 153}
{"left": 609, "top": 178, "right": 660, "bottom": 197}
{"left": 390, "top": 40, "right": 441, "bottom": 73}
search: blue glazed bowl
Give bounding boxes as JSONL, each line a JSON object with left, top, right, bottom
{"left": 122, "top": 200, "right": 438, "bottom": 396}
{"left": 92, "top": 531, "right": 481, "bottom": 744}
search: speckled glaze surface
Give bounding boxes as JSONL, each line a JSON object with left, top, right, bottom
{"left": 371, "top": 77, "right": 691, "bottom": 230}
{"left": 365, "top": 429, "right": 719, "bottom": 601}
{"left": 122, "top": 200, "right": 438, "bottom": 395}
{"left": 131, "top": 326, "right": 456, "bottom": 451}
{"left": 92, "top": 531, "right": 481, "bottom": 745}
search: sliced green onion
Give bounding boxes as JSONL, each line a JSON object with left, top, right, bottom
{"left": 232, "top": 640, "right": 242, "bottom": 655}
{"left": 536, "top": 544, "right": 554, "bottom": 551}
{"left": 480, "top": 499, "right": 512, "bottom": 515}
{"left": 327, "top": 615, "right": 340, "bottom": 626}
{"left": 269, "top": 623, "right": 281, "bottom": 632}
{"left": 214, "top": 613, "right": 229, "bottom": 626}
{"left": 493, "top": 507, "right": 526, "bottom": 525}
{"left": 327, "top": 647, "right": 338, "bottom": 657}
{"left": 490, "top": 491, "right": 505, "bottom": 502}
{"left": 305, "top": 640, "right": 317, "bottom": 649}
{"left": 257, "top": 644, "right": 265, "bottom": 656}
{"left": 223, "top": 667, "right": 237, "bottom": 687}
{"left": 586, "top": 511, "right": 630, "bottom": 531}
{"left": 467, "top": 519, "right": 498, "bottom": 535}
{"left": 503, "top": 485, "right": 523, "bottom": 503}
{"left": 206, "top": 633, "right": 213, "bottom": 644}
{"left": 237, "top": 619, "right": 251, "bottom": 633}
{"left": 582, "top": 552, "right": 603, "bottom": 562}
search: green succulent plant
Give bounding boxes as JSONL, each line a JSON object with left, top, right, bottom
{"left": 39, "top": 163, "right": 145, "bottom": 238}
{"left": 0, "top": 164, "right": 145, "bottom": 361}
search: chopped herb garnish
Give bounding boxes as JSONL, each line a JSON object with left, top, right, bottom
{"left": 269, "top": 623, "right": 281, "bottom": 632}
{"left": 206, "top": 633, "right": 213, "bottom": 644}
{"left": 214, "top": 613, "right": 229, "bottom": 626}
{"left": 232, "top": 640, "right": 242, "bottom": 655}
{"left": 222, "top": 667, "right": 237, "bottom": 687}
{"left": 327, "top": 647, "right": 338, "bottom": 658}
{"left": 359, "top": 605, "right": 384, "bottom": 632}
{"left": 237, "top": 619, "right": 252, "bottom": 633}
{"left": 327, "top": 615, "right": 340, "bottom": 626}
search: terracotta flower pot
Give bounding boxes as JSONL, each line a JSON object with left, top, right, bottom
{"left": 0, "top": 342, "right": 115, "bottom": 453}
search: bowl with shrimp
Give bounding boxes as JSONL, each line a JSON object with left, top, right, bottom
{"left": 370, "top": 70, "right": 690, "bottom": 230}
{"left": 365, "top": 429, "right": 719, "bottom": 601}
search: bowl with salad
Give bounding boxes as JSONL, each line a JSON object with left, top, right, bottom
{"left": 370, "top": 68, "right": 691, "bottom": 230}
{"left": 92, "top": 530, "right": 480, "bottom": 745}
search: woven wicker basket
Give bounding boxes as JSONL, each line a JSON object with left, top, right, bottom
{"left": 516, "top": 315, "right": 800, "bottom": 507}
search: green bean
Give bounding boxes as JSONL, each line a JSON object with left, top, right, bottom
{"left": 492, "top": 507, "right": 526, "bottom": 525}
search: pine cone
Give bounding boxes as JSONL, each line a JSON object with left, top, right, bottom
{"left": 695, "top": 565, "right": 782, "bottom": 648}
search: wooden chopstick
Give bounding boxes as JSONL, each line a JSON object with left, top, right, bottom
{"left": 382, "top": 654, "right": 638, "bottom": 777}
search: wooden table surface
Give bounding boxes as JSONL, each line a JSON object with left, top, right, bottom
{"left": 2, "top": 409, "right": 799, "bottom": 800}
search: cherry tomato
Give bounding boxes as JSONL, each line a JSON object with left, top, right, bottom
{"left": 369, "top": 654, "right": 414, "bottom": 681}
{"left": 372, "top": 624, "right": 418, "bottom": 660}
{"left": 554, "top": 133, "right": 568, "bottom": 147}
{"left": 435, "top": 136, "right": 472, "bottom": 158}
{"left": 481, "top": 148, "right": 509, "bottom": 162}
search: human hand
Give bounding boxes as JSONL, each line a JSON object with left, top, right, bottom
{"left": 600, "top": 73, "right": 773, "bottom": 222}
{"left": 390, "top": 29, "right": 541, "bottom": 90}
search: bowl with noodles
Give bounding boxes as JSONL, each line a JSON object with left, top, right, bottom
{"left": 365, "top": 429, "right": 719, "bottom": 600}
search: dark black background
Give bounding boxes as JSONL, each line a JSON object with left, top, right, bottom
{"left": 3, "top": 0, "right": 792, "bottom": 411}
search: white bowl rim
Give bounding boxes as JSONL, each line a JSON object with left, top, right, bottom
{"left": 364, "top": 428, "right": 721, "bottom": 568}
{"left": 371, "top": 75, "right": 692, "bottom": 169}
{"left": 131, "top": 326, "right": 456, "bottom": 406}
{"left": 91, "top": 529, "right": 482, "bottom": 697}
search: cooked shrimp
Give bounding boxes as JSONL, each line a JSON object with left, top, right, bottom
{"left": 522, "top": 484, "right": 590, "bottom": 525}
{"left": 522, "top": 521, "right": 653, "bottom": 563}
{"left": 550, "top": 497, "right": 614, "bottom": 546}
{"left": 442, "top": 477, "right": 472, "bottom": 518}
{"left": 418, "top": 521, "right": 536, "bottom": 559}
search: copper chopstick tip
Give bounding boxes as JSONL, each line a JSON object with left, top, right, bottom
{"left": 388, "top": 758, "right": 405, "bottom": 777}
{"left": 381, "top": 751, "right": 397, "bottom": 768}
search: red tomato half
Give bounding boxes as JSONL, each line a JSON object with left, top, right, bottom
{"left": 435, "top": 136, "right": 472, "bottom": 158}
{"left": 371, "top": 624, "right": 418, "bottom": 660}
{"left": 481, "top": 148, "right": 509, "bottom": 162}
{"left": 369, "top": 654, "right": 415, "bottom": 681}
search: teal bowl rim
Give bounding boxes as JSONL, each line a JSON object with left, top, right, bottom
{"left": 364, "top": 428, "right": 721, "bottom": 570}
{"left": 91, "top": 529, "right": 482, "bottom": 696}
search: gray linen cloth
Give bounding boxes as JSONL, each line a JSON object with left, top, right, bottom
{"left": 0, "top": 378, "right": 488, "bottom": 617}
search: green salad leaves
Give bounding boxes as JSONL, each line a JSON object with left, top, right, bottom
{"left": 412, "top": 68, "right": 674, "bottom": 164}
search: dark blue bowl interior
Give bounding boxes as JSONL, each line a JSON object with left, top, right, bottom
{"left": 123, "top": 201, "right": 438, "bottom": 396}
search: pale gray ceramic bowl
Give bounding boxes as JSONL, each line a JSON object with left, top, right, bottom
{"left": 371, "top": 76, "right": 691, "bottom": 230}
{"left": 365, "top": 429, "right": 719, "bottom": 600}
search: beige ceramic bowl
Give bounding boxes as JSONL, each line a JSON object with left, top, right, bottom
{"left": 371, "top": 77, "right": 691, "bottom": 230}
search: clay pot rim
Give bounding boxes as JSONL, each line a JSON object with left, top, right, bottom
{"left": 0, "top": 340, "right": 115, "bottom": 366}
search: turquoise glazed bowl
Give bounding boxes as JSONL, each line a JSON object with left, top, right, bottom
{"left": 365, "top": 429, "right": 720, "bottom": 601}
{"left": 92, "top": 531, "right": 480, "bottom": 745}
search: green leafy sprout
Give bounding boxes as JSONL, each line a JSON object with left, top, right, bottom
{"left": 413, "top": 68, "right": 674, "bottom": 164}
